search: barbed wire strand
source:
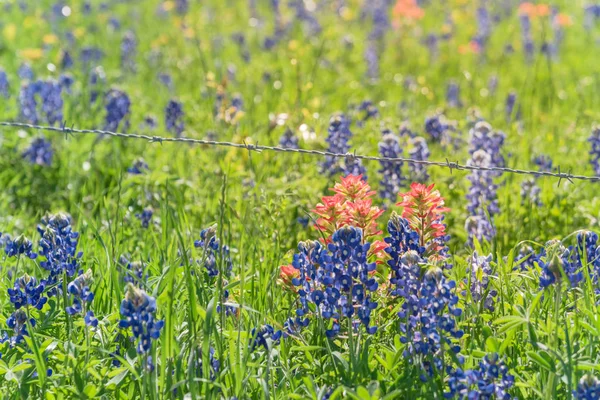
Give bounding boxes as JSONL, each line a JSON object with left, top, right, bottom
{"left": 0, "top": 121, "right": 595, "bottom": 184}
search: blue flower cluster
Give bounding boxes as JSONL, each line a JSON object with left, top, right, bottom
{"left": 4, "top": 234, "right": 37, "bottom": 259}
{"left": 584, "top": 5, "right": 600, "bottom": 31}
{"left": 378, "top": 133, "right": 405, "bottom": 202}
{"left": 279, "top": 128, "right": 299, "bottom": 149}
{"left": 519, "top": 13, "right": 534, "bottom": 62}
{"left": 463, "top": 252, "right": 497, "bottom": 312}
{"left": 589, "top": 126, "right": 600, "bottom": 176}
{"left": 0, "top": 68, "right": 9, "bottom": 98}
{"left": 194, "top": 225, "right": 233, "bottom": 277}
{"left": 505, "top": 92, "right": 520, "bottom": 122}
{"left": 357, "top": 100, "right": 379, "bottom": 125}
{"left": 22, "top": 137, "right": 53, "bottom": 166}
{"left": 473, "top": 5, "right": 491, "bottom": 51}
{"left": 537, "top": 232, "right": 600, "bottom": 289}
{"left": 574, "top": 374, "right": 600, "bottom": 399}
{"left": 194, "top": 225, "right": 236, "bottom": 316}
{"left": 18, "top": 63, "right": 34, "bottom": 80}
{"left": 466, "top": 122, "right": 505, "bottom": 245}
{"left": 446, "top": 353, "right": 514, "bottom": 399}
{"left": 121, "top": 257, "right": 147, "bottom": 287}
{"left": 290, "top": 226, "right": 379, "bottom": 338}
{"left": 194, "top": 347, "right": 220, "bottom": 380}
{"left": 408, "top": 137, "right": 430, "bottom": 183}
{"left": 121, "top": 31, "right": 137, "bottom": 72}
{"left": 104, "top": 89, "right": 131, "bottom": 131}
{"left": 250, "top": 324, "right": 282, "bottom": 351}
{"left": 38, "top": 212, "right": 82, "bottom": 291}
{"left": 165, "top": 99, "right": 184, "bottom": 136}
{"left": 342, "top": 156, "right": 367, "bottom": 180}
{"left": 81, "top": 47, "right": 104, "bottom": 67}
{"left": 446, "top": 82, "right": 463, "bottom": 108}
{"left": 8, "top": 275, "right": 47, "bottom": 310}
{"left": 320, "top": 114, "right": 353, "bottom": 176}
{"left": 128, "top": 158, "right": 149, "bottom": 174}
{"left": 384, "top": 215, "right": 463, "bottom": 378}
{"left": 2, "top": 309, "right": 33, "bottom": 346}
{"left": 135, "top": 208, "right": 153, "bottom": 229}
{"left": 119, "top": 284, "right": 164, "bottom": 355}
{"left": 19, "top": 79, "right": 63, "bottom": 125}
{"left": 89, "top": 67, "right": 105, "bottom": 104}
{"left": 66, "top": 270, "right": 98, "bottom": 327}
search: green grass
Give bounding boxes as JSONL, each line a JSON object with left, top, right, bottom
{"left": 0, "top": 0, "right": 600, "bottom": 398}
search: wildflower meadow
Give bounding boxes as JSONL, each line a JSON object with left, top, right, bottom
{"left": 2, "top": 0, "right": 600, "bottom": 399}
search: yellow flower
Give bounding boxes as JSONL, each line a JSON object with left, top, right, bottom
{"left": 20, "top": 48, "right": 44, "bottom": 61}
{"left": 3, "top": 24, "right": 16, "bottom": 41}
{"left": 43, "top": 34, "right": 59, "bottom": 45}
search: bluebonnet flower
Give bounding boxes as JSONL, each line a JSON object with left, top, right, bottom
{"left": 66, "top": 270, "right": 97, "bottom": 327}
{"left": 0, "top": 68, "right": 9, "bottom": 98}
{"left": 589, "top": 126, "right": 600, "bottom": 176}
{"left": 59, "top": 74, "right": 74, "bottom": 93}
{"left": 2, "top": 309, "right": 33, "bottom": 346}
{"left": 357, "top": 100, "right": 379, "bottom": 125}
{"left": 506, "top": 92, "right": 518, "bottom": 122}
{"left": 279, "top": 128, "right": 299, "bottom": 149}
{"left": 194, "top": 347, "right": 220, "bottom": 380}
{"left": 194, "top": 225, "right": 233, "bottom": 277}
{"left": 463, "top": 253, "right": 497, "bottom": 312}
{"left": 175, "top": 0, "right": 189, "bottom": 14}
{"left": 165, "top": 99, "right": 184, "bottom": 136}
{"left": 408, "top": 137, "right": 430, "bottom": 183}
{"left": 424, "top": 114, "right": 448, "bottom": 142}
{"left": 465, "top": 216, "right": 495, "bottom": 247}
{"left": 378, "top": 133, "right": 405, "bottom": 202}
{"left": 128, "top": 158, "right": 149, "bottom": 174}
{"left": 364, "top": 41, "right": 380, "bottom": 81}
{"left": 385, "top": 223, "right": 463, "bottom": 380}
{"left": 320, "top": 114, "right": 353, "bottom": 176}
{"left": 18, "top": 63, "right": 34, "bottom": 80}
{"left": 119, "top": 284, "right": 164, "bottom": 355}
{"left": 38, "top": 79, "right": 63, "bottom": 126}
{"left": 142, "top": 115, "right": 158, "bottom": 130}
{"left": 520, "top": 14, "right": 534, "bottom": 62}
{"left": 290, "top": 0, "right": 321, "bottom": 36}
{"left": 89, "top": 66, "right": 105, "bottom": 104}
{"left": 425, "top": 34, "right": 439, "bottom": 60}
{"left": 123, "top": 260, "right": 147, "bottom": 287}
{"left": 80, "top": 47, "right": 104, "bottom": 67}
{"left": 520, "top": 178, "right": 541, "bottom": 206}
{"left": 4, "top": 234, "right": 37, "bottom": 259}
{"left": 398, "top": 123, "right": 415, "bottom": 138}
{"left": 466, "top": 122, "right": 505, "bottom": 244}
{"left": 104, "top": 89, "right": 131, "bottom": 131}
{"left": 61, "top": 50, "right": 73, "bottom": 69}
{"left": 135, "top": 208, "right": 153, "bottom": 229}
{"left": 37, "top": 213, "right": 82, "bottom": 291}
{"left": 584, "top": 5, "right": 600, "bottom": 31}
{"left": 446, "top": 353, "right": 514, "bottom": 399}
{"left": 446, "top": 82, "right": 463, "bottom": 108}
{"left": 514, "top": 245, "right": 545, "bottom": 271}
{"left": 109, "top": 17, "right": 121, "bottom": 31}
{"left": 8, "top": 275, "right": 47, "bottom": 310}
{"left": 250, "top": 324, "right": 282, "bottom": 351}
{"left": 19, "top": 80, "right": 40, "bottom": 123}
{"left": 534, "top": 155, "right": 553, "bottom": 172}
{"left": 231, "top": 33, "right": 250, "bottom": 63}
{"left": 290, "top": 226, "right": 379, "bottom": 337}
{"left": 342, "top": 156, "right": 367, "bottom": 180}
{"left": 574, "top": 374, "right": 600, "bottom": 399}
{"left": 158, "top": 73, "right": 173, "bottom": 91}
{"left": 121, "top": 31, "right": 137, "bottom": 72}
{"left": 473, "top": 5, "right": 491, "bottom": 51}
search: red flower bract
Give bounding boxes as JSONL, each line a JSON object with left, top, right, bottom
{"left": 397, "top": 182, "right": 449, "bottom": 255}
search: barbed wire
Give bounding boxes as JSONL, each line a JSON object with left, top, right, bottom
{"left": 0, "top": 121, "right": 595, "bottom": 184}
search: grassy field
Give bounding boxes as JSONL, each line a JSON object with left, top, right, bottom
{"left": 1, "top": 0, "right": 600, "bottom": 399}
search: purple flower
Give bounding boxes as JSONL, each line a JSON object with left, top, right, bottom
{"left": 22, "top": 137, "right": 53, "bottom": 166}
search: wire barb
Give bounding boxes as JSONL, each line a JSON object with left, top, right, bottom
{"left": 0, "top": 120, "right": 598, "bottom": 183}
